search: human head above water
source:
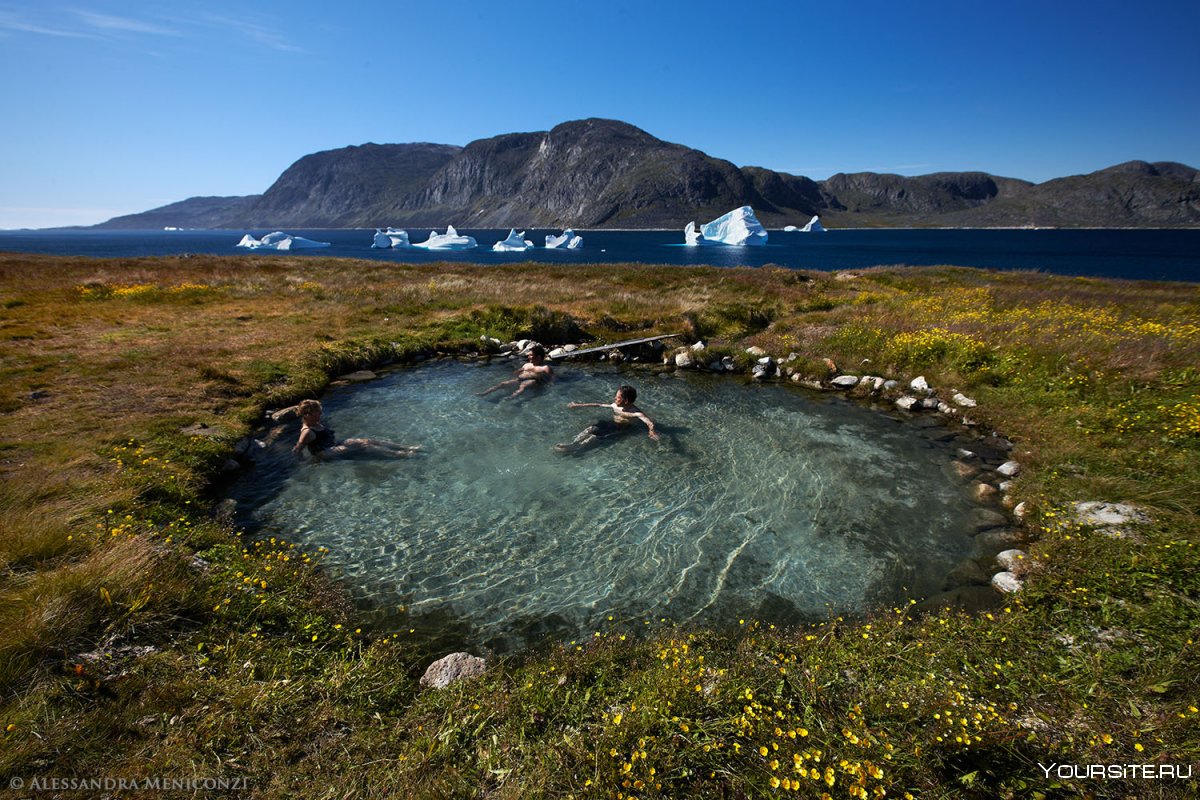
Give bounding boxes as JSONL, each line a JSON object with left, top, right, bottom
{"left": 616, "top": 385, "right": 636, "bottom": 404}
{"left": 298, "top": 399, "right": 322, "bottom": 419}
{"left": 529, "top": 344, "right": 546, "bottom": 362}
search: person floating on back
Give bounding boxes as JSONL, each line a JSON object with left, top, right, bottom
{"left": 478, "top": 344, "right": 554, "bottom": 399}
{"left": 555, "top": 384, "right": 659, "bottom": 453}
{"left": 291, "top": 399, "right": 421, "bottom": 460}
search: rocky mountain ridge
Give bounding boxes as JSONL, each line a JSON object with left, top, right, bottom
{"left": 95, "top": 119, "right": 1200, "bottom": 229}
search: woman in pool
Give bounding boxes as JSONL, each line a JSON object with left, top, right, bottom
{"left": 291, "top": 399, "right": 422, "bottom": 460}
{"left": 555, "top": 384, "right": 659, "bottom": 452}
{"left": 477, "top": 344, "right": 554, "bottom": 398}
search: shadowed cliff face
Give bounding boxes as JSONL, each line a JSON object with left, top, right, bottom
{"left": 94, "top": 119, "right": 1200, "bottom": 230}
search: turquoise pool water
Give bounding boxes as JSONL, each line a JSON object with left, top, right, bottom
{"left": 230, "top": 360, "right": 979, "bottom": 652}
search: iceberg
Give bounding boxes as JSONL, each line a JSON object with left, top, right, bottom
{"left": 684, "top": 206, "right": 767, "bottom": 246}
{"left": 801, "top": 215, "right": 826, "bottom": 233}
{"left": 684, "top": 220, "right": 710, "bottom": 246}
{"left": 236, "top": 231, "right": 330, "bottom": 250}
{"left": 492, "top": 229, "right": 535, "bottom": 252}
{"left": 545, "top": 229, "right": 583, "bottom": 249}
{"left": 412, "top": 225, "right": 477, "bottom": 250}
{"left": 783, "top": 225, "right": 799, "bottom": 232}
{"left": 372, "top": 228, "right": 411, "bottom": 248}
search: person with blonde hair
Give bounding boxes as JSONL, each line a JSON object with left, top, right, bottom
{"left": 291, "top": 399, "right": 421, "bottom": 460}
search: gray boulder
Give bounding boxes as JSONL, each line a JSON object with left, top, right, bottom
{"left": 420, "top": 652, "right": 487, "bottom": 689}
{"left": 830, "top": 375, "right": 860, "bottom": 389}
{"left": 991, "top": 571, "right": 1023, "bottom": 594}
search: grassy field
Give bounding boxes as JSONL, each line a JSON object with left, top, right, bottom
{"left": 1, "top": 252, "right": 1198, "bottom": 799}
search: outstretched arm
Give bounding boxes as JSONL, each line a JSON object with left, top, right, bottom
{"left": 567, "top": 401, "right": 607, "bottom": 409}
{"left": 634, "top": 412, "right": 660, "bottom": 440}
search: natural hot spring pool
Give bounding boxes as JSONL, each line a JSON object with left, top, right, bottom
{"left": 229, "top": 360, "right": 981, "bottom": 652}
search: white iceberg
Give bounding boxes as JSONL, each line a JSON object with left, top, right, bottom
{"left": 545, "top": 229, "right": 583, "bottom": 249}
{"left": 492, "top": 229, "right": 535, "bottom": 252}
{"left": 236, "top": 231, "right": 331, "bottom": 251}
{"left": 783, "top": 225, "right": 799, "bottom": 232}
{"left": 684, "top": 206, "right": 767, "bottom": 246}
{"left": 372, "top": 227, "right": 411, "bottom": 248}
{"left": 801, "top": 215, "right": 826, "bottom": 232}
{"left": 684, "top": 220, "right": 710, "bottom": 246}
{"left": 545, "top": 228, "right": 583, "bottom": 249}
{"left": 412, "top": 225, "right": 477, "bottom": 250}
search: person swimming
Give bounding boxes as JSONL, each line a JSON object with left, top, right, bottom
{"left": 554, "top": 384, "right": 659, "bottom": 453}
{"left": 477, "top": 344, "right": 554, "bottom": 399}
{"left": 291, "top": 399, "right": 422, "bottom": 460}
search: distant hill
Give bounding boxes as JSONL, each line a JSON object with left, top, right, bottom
{"left": 94, "top": 120, "right": 1200, "bottom": 230}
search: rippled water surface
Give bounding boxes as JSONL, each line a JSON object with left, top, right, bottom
{"left": 230, "top": 361, "right": 979, "bottom": 651}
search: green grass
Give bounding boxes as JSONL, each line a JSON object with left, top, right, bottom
{"left": 0, "top": 253, "right": 1198, "bottom": 798}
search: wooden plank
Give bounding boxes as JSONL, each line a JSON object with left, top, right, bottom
{"left": 549, "top": 334, "right": 681, "bottom": 359}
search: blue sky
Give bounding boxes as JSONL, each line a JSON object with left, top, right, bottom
{"left": 2, "top": 0, "right": 1198, "bottom": 228}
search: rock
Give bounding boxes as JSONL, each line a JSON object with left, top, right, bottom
{"left": 937, "top": 402, "right": 955, "bottom": 414}
{"left": 975, "top": 528, "right": 1024, "bottom": 556}
{"left": 950, "top": 461, "right": 979, "bottom": 479}
{"left": 822, "top": 358, "right": 838, "bottom": 372}
{"left": 213, "top": 498, "right": 237, "bottom": 522}
{"left": 972, "top": 482, "right": 998, "bottom": 501}
{"left": 221, "top": 459, "right": 241, "bottom": 473}
{"left": 952, "top": 392, "right": 977, "bottom": 408}
{"left": 830, "top": 375, "right": 859, "bottom": 389}
{"left": 957, "top": 448, "right": 976, "bottom": 460}
{"left": 983, "top": 435, "right": 1014, "bottom": 451}
{"left": 946, "top": 558, "right": 990, "bottom": 588}
{"left": 996, "top": 460, "right": 1021, "bottom": 477}
{"left": 999, "top": 480, "right": 1014, "bottom": 494}
{"left": 871, "top": 376, "right": 885, "bottom": 391}
{"left": 969, "top": 508, "right": 1009, "bottom": 533}
{"left": 420, "top": 652, "right": 487, "bottom": 689}
{"left": 995, "top": 549, "right": 1028, "bottom": 571}
{"left": 751, "top": 361, "right": 775, "bottom": 380}
{"left": 1072, "top": 501, "right": 1150, "bottom": 528}
{"left": 232, "top": 436, "right": 265, "bottom": 458}
{"left": 894, "top": 396, "right": 920, "bottom": 411}
{"left": 799, "top": 379, "right": 824, "bottom": 390}
{"left": 340, "top": 370, "right": 377, "bottom": 383}
{"left": 921, "top": 397, "right": 940, "bottom": 409}
{"left": 991, "top": 572, "right": 1023, "bottom": 594}
{"left": 911, "top": 376, "right": 930, "bottom": 393}
{"left": 1013, "top": 501, "right": 1028, "bottom": 519}
{"left": 745, "top": 346, "right": 767, "bottom": 357}
{"left": 691, "top": 341, "right": 706, "bottom": 351}
{"left": 708, "top": 359, "right": 724, "bottom": 372}
{"left": 549, "top": 347, "right": 568, "bottom": 359}
{"left": 674, "top": 350, "right": 695, "bottom": 368}
{"left": 563, "top": 344, "right": 578, "bottom": 352}
{"left": 883, "top": 380, "right": 899, "bottom": 391}
{"left": 721, "top": 356, "right": 736, "bottom": 371}
{"left": 189, "top": 555, "right": 211, "bottom": 572}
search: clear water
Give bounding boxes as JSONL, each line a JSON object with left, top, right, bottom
{"left": 3, "top": 227, "right": 1199, "bottom": 281}
{"left": 229, "top": 361, "right": 979, "bottom": 652}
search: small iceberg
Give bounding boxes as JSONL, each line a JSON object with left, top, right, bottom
{"left": 684, "top": 206, "right": 767, "bottom": 246}
{"left": 545, "top": 229, "right": 583, "bottom": 249}
{"left": 236, "top": 231, "right": 330, "bottom": 251}
{"left": 492, "top": 229, "right": 535, "bottom": 252}
{"left": 412, "top": 225, "right": 477, "bottom": 250}
{"left": 801, "top": 215, "right": 826, "bottom": 232}
{"left": 372, "top": 228, "right": 411, "bottom": 248}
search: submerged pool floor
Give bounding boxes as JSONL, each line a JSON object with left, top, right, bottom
{"left": 231, "top": 360, "right": 978, "bottom": 652}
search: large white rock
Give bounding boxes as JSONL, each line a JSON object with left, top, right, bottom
{"left": 492, "top": 229, "right": 535, "bottom": 252}
{"left": 236, "top": 231, "right": 330, "bottom": 251}
{"left": 419, "top": 652, "right": 486, "bottom": 689}
{"left": 685, "top": 206, "right": 768, "bottom": 246}
{"left": 372, "top": 228, "right": 410, "bottom": 248}
{"left": 800, "top": 215, "right": 826, "bottom": 232}
{"left": 545, "top": 229, "right": 583, "bottom": 249}
{"left": 412, "top": 225, "right": 477, "bottom": 250}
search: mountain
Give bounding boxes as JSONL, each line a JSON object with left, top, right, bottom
{"left": 96, "top": 195, "right": 257, "bottom": 230}
{"left": 93, "top": 120, "right": 1200, "bottom": 230}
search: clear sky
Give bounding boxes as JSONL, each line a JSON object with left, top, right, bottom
{"left": 2, "top": 0, "right": 1198, "bottom": 229}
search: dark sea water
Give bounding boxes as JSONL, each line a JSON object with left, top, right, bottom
{"left": 1, "top": 227, "right": 1198, "bottom": 282}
